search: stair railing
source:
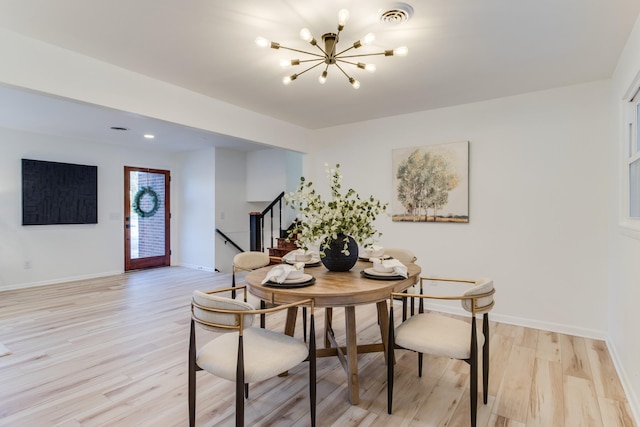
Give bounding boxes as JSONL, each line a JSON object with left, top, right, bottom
{"left": 215, "top": 228, "right": 245, "bottom": 253}
{"left": 249, "top": 191, "right": 286, "bottom": 252}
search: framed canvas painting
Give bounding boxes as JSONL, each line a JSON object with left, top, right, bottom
{"left": 392, "top": 141, "right": 469, "bottom": 223}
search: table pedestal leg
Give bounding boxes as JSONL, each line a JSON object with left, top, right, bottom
{"left": 284, "top": 306, "right": 298, "bottom": 337}
{"left": 344, "top": 306, "right": 359, "bottom": 404}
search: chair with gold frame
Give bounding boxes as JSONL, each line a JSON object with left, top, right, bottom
{"left": 383, "top": 247, "right": 418, "bottom": 320}
{"left": 231, "top": 251, "right": 270, "bottom": 299}
{"left": 387, "top": 277, "right": 495, "bottom": 427}
{"left": 189, "top": 285, "right": 316, "bottom": 427}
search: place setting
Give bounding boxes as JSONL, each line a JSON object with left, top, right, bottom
{"left": 261, "top": 262, "right": 316, "bottom": 288}
{"left": 358, "top": 245, "right": 393, "bottom": 262}
{"left": 282, "top": 248, "right": 322, "bottom": 267}
{"left": 361, "top": 258, "right": 408, "bottom": 280}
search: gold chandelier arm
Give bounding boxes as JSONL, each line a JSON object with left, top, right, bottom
{"left": 338, "top": 52, "right": 387, "bottom": 59}
{"left": 335, "top": 45, "right": 356, "bottom": 57}
{"left": 329, "top": 29, "right": 343, "bottom": 57}
{"left": 277, "top": 45, "right": 325, "bottom": 58}
{"left": 335, "top": 59, "right": 361, "bottom": 67}
{"left": 298, "top": 58, "right": 325, "bottom": 64}
{"left": 294, "top": 60, "right": 325, "bottom": 77}
{"left": 333, "top": 62, "right": 353, "bottom": 80}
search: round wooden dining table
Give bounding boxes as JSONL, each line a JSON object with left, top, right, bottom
{"left": 245, "top": 260, "right": 421, "bottom": 405}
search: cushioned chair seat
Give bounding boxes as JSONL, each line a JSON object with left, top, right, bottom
{"left": 395, "top": 313, "right": 484, "bottom": 360}
{"left": 197, "top": 327, "right": 309, "bottom": 383}
{"left": 388, "top": 277, "right": 495, "bottom": 427}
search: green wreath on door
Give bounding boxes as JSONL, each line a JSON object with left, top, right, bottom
{"left": 132, "top": 186, "right": 160, "bottom": 218}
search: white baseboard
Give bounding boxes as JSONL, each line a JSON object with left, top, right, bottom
{"left": 418, "top": 301, "right": 608, "bottom": 340}
{"left": 179, "top": 263, "right": 217, "bottom": 273}
{"left": 606, "top": 339, "right": 640, "bottom": 426}
{"left": 0, "top": 270, "right": 123, "bottom": 292}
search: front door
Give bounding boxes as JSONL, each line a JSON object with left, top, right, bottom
{"left": 124, "top": 166, "right": 171, "bottom": 271}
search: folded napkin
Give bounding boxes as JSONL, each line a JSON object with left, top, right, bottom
{"left": 372, "top": 258, "right": 408, "bottom": 278}
{"left": 282, "top": 249, "right": 319, "bottom": 263}
{"left": 261, "top": 263, "right": 305, "bottom": 284}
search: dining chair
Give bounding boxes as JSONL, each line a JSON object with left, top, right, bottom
{"left": 382, "top": 247, "right": 417, "bottom": 263}
{"left": 232, "top": 251, "right": 309, "bottom": 340}
{"left": 387, "top": 277, "right": 495, "bottom": 427}
{"left": 189, "top": 285, "right": 316, "bottom": 427}
{"left": 231, "top": 251, "right": 270, "bottom": 299}
{"left": 383, "top": 247, "right": 418, "bottom": 320}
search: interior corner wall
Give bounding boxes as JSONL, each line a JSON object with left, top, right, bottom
{"left": 176, "top": 148, "right": 216, "bottom": 272}
{"left": 215, "top": 148, "right": 253, "bottom": 273}
{"left": 308, "top": 80, "right": 611, "bottom": 339}
{"left": 608, "top": 12, "right": 640, "bottom": 422}
{"left": 0, "top": 128, "right": 178, "bottom": 290}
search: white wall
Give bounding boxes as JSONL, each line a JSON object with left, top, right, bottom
{"left": 177, "top": 148, "right": 216, "bottom": 272}
{"left": 246, "top": 149, "right": 289, "bottom": 202}
{"left": 0, "top": 128, "right": 179, "bottom": 289}
{"left": 609, "top": 12, "right": 640, "bottom": 421}
{"left": 215, "top": 148, "right": 253, "bottom": 273}
{"left": 308, "top": 81, "right": 611, "bottom": 338}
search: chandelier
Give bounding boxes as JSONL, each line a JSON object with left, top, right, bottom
{"left": 255, "top": 9, "right": 408, "bottom": 89}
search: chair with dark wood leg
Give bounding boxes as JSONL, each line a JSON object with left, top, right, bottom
{"left": 382, "top": 247, "right": 418, "bottom": 320}
{"left": 387, "top": 277, "right": 494, "bottom": 427}
{"left": 188, "top": 285, "right": 316, "bottom": 427}
{"left": 233, "top": 251, "right": 308, "bottom": 341}
{"left": 231, "top": 251, "right": 270, "bottom": 300}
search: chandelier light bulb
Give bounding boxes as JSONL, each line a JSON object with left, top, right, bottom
{"left": 319, "top": 71, "right": 328, "bottom": 84}
{"left": 349, "top": 77, "right": 360, "bottom": 89}
{"left": 362, "top": 33, "right": 375, "bottom": 45}
{"left": 357, "top": 62, "right": 376, "bottom": 73}
{"left": 283, "top": 74, "right": 298, "bottom": 85}
{"left": 281, "top": 59, "right": 300, "bottom": 68}
{"left": 394, "top": 46, "right": 409, "bottom": 56}
{"left": 255, "top": 37, "right": 269, "bottom": 48}
{"left": 338, "top": 9, "right": 350, "bottom": 29}
{"left": 299, "top": 28, "right": 312, "bottom": 42}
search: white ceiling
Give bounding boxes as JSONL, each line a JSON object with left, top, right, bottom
{"left": 0, "top": 0, "right": 639, "bottom": 151}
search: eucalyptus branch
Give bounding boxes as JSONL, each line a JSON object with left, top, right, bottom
{"left": 284, "top": 163, "right": 388, "bottom": 256}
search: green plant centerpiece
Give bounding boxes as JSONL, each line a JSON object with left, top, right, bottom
{"left": 284, "top": 164, "right": 388, "bottom": 271}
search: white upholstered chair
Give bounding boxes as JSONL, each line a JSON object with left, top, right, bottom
{"left": 189, "top": 285, "right": 316, "bottom": 427}
{"left": 387, "top": 277, "right": 495, "bottom": 427}
{"left": 233, "top": 250, "right": 310, "bottom": 340}
{"left": 383, "top": 247, "right": 417, "bottom": 263}
{"left": 383, "top": 247, "right": 418, "bottom": 320}
{"left": 231, "top": 251, "right": 270, "bottom": 299}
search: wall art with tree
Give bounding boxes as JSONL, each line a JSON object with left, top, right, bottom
{"left": 392, "top": 141, "right": 469, "bottom": 223}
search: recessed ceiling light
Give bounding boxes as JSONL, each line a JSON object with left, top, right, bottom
{"left": 143, "top": 134, "right": 155, "bottom": 139}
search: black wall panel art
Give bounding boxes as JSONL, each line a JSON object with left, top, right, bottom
{"left": 22, "top": 159, "right": 98, "bottom": 225}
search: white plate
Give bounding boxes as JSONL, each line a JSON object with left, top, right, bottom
{"left": 359, "top": 255, "right": 392, "bottom": 261}
{"left": 284, "top": 258, "right": 321, "bottom": 266}
{"left": 364, "top": 268, "right": 400, "bottom": 277}
{"left": 270, "top": 273, "right": 313, "bottom": 284}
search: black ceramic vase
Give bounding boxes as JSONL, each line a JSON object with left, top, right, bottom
{"left": 320, "top": 234, "right": 359, "bottom": 272}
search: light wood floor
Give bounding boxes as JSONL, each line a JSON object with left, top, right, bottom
{"left": 0, "top": 267, "right": 635, "bottom": 427}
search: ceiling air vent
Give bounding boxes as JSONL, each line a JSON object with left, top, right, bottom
{"left": 379, "top": 3, "right": 414, "bottom": 24}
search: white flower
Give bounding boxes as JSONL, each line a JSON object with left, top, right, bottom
{"left": 284, "top": 164, "right": 388, "bottom": 256}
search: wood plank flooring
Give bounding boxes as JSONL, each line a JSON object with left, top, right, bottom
{"left": 0, "top": 267, "right": 635, "bottom": 426}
